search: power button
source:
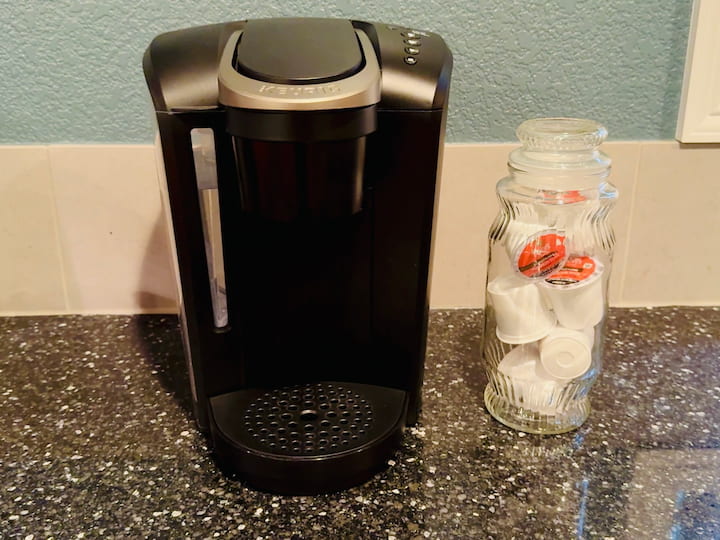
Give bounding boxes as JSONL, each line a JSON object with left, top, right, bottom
{"left": 404, "top": 56, "right": 417, "bottom": 65}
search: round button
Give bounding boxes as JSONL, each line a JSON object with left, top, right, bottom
{"left": 402, "top": 31, "right": 419, "bottom": 39}
{"left": 405, "top": 47, "right": 421, "bottom": 55}
{"left": 404, "top": 38, "right": 422, "bottom": 46}
{"left": 404, "top": 56, "right": 417, "bottom": 65}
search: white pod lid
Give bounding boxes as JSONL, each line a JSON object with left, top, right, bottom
{"left": 539, "top": 327, "right": 592, "bottom": 380}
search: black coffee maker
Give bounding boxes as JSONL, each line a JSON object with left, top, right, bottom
{"left": 144, "top": 17, "right": 452, "bottom": 494}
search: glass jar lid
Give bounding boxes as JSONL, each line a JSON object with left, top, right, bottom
{"left": 509, "top": 117, "right": 611, "bottom": 176}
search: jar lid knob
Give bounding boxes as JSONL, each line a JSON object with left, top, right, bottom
{"left": 516, "top": 117, "right": 607, "bottom": 152}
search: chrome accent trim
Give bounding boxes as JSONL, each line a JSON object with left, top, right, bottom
{"left": 218, "top": 30, "right": 381, "bottom": 111}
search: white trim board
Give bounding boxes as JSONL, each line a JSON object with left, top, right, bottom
{"left": 676, "top": 0, "right": 720, "bottom": 143}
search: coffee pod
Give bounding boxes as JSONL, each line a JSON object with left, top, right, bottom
{"left": 540, "top": 256, "right": 604, "bottom": 330}
{"left": 509, "top": 228, "right": 568, "bottom": 280}
{"left": 566, "top": 224, "right": 597, "bottom": 257}
{"left": 552, "top": 197, "right": 599, "bottom": 256}
{"left": 487, "top": 274, "right": 556, "bottom": 344}
{"left": 497, "top": 343, "right": 563, "bottom": 414}
{"left": 503, "top": 220, "right": 544, "bottom": 262}
{"left": 540, "top": 327, "right": 592, "bottom": 380}
{"left": 497, "top": 343, "right": 541, "bottom": 378}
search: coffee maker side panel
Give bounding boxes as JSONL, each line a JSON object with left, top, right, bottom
{"left": 153, "top": 111, "right": 246, "bottom": 430}
{"left": 363, "top": 22, "right": 452, "bottom": 424}
{"left": 152, "top": 127, "right": 203, "bottom": 424}
{"left": 354, "top": 21, "right": 452, "bottom": 111}
{"left": 145, "top": 23, "right": 247, "bottom": 430}
{"left": 368, "top": 108, "right": 448, "bottom": 424}
{"left": 143, "top": 22, "right": 245, "bottom": 112}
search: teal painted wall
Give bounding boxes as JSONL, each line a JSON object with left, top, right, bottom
{"left": 0, "top": 0, "right": 691, "bottom": 143}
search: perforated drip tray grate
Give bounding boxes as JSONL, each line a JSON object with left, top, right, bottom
{"left": 208, "top": 381, "right": 408, "bottom": 493}
{"left": 243, "top": 383, "right": 374, "bottom": 455}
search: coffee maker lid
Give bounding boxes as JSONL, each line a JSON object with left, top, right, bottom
{"left": 218, "top": 19, "right": 380, "bottom": 111}
{"left": 235, "top": 19, "right": 363, "bottom": 85}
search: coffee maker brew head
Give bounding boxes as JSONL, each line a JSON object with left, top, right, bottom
{"left": 218, "top": 19, "right": 381, "bottom": 221}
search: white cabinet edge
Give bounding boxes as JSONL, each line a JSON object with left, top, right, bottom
{"left": 676, "top": 0, "right": 720, "bottom": 143}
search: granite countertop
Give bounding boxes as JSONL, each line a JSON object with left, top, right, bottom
{"left": 1, "top": 307, "right": 719, "bottom": 539}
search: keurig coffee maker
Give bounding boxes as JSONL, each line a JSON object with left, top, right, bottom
{"left": 144, "top": 17, "right": 452, "bottom": 494}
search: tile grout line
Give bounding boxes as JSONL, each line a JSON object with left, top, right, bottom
{"left": 45, "top": 144, "right": 71, "bottom": 313}
{"left": 616, "top": 142, "right": 644, "bottom": 304}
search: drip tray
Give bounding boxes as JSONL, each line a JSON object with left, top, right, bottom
{"left": 208, "top": 382, "right": 408, "bottom": 494}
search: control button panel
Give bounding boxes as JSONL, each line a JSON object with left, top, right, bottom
{"left": 374, "top": 22, "right": 450, "bottom": 109}
{"left": 386, "top": 25, "right": 428, "bottom": 67}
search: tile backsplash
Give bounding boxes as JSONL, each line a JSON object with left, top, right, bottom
{"left": 1, "top": 141, "right": 719, "bottom": 315}
{"left": 1, "top": 147, "right": 66, "bottom": 313}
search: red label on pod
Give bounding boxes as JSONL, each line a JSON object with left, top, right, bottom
{"left": 545, "top": 256, "right": 598, "bottom": 286}
{"left": 514, "top": 230, "right": 567, "bottom": 279}
{"left": 539, "top": 190, "right": 587, "bottom": 204}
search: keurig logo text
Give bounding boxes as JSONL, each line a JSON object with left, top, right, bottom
{"left": 258, "top": 84, "right": 342, "bottom": 96}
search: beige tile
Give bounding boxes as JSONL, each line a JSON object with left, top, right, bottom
{"left": 622, "top": 142, "right": 720, "bottom": 305}
{"left": 0, "top": 146, "right": 67, "bottom": 314}
{"left": 430, "top": 143, "right": 509, "bottom": 308}
{"left": 601, "top": 142, "right": 642, "bottom": 305}
{"left": 50, "top": 145, "right": 177, "bottom": 313}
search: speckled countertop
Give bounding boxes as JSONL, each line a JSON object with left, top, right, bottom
{"left": 1, "top": 307, "right": 719, "bottom": 539}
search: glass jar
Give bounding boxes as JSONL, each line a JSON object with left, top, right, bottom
{"left": 482, "top": 117, "right": 618, "bottom": 434}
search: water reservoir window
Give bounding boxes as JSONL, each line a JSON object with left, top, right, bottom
{"left": 191, "top": 128, "right": 228, "bottom": 328}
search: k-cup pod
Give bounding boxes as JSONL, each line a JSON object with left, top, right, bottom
{"left": 497, "top": 342, "right": 547, "bottom": 377}
{"left": 540, "top": 327, "right": 592, "bottom": 380}
{"left": 540, "top": 256, "right": 604, "bottom": 330}
{"left": 487, "top": 274, "right": 556, "bottom": 344}
{"left": 548, "top": 196, "right": 599, "bottom": 256}
{"left": 539, "top": 190, "right": 587, "bottom": 205}
{"left": 504, "top": 220, "right": 545, "bottom": 261}
{"left": 497, "top": 343, "right": 540, "bottom": 377}
{"left": 566, "top": 224, "right": 598, "bottom": 257}
{"left": 497, "top": 343, "right": 564, "bottom": 414}
{"left": 510, "top": 228, "right": 568, "bottom": 280}
{"left": 583, "top": 325, "right": 596, "bottom": 346}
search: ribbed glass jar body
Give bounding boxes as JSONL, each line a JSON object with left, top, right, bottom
{"left": 483, "top": 118, "right": 618, "bottom": 434}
